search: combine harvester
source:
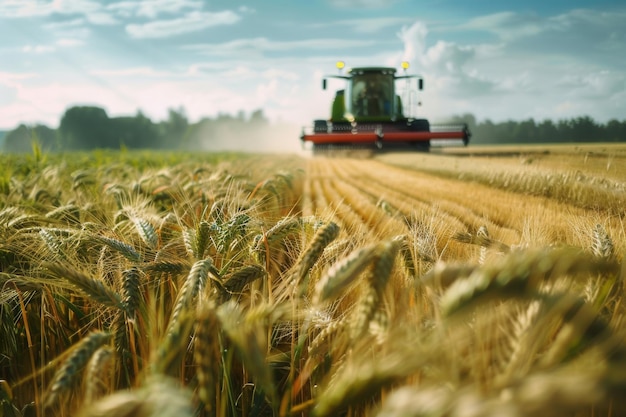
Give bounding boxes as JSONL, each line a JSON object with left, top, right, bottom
{"left": 301, "top": 61, "right": 471, "bottom": 153}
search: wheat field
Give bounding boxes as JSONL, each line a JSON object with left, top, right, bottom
{"left": 1, "top": 144, "right": 625, "bottom": 417}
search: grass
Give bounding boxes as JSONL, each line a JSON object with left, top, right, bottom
{"left": 0, "top": 147, "right": 625, "bottom": 417}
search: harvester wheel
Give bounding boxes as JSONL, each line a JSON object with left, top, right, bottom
{"left": 410, "top": 119, "right": 430, "bottom": 132}
{"left": 313, "top": 120, "right": 328, "bottom": 133}
{"left": 411, "top": 141, "right": 431, "bottom": 152}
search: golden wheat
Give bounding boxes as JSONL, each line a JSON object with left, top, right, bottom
{"left": 2, "top": 148, "right": 626, "bottom": 417}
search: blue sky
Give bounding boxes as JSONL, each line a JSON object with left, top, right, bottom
{"left": 1, "top": 0, "right": 625, "bottom": 130}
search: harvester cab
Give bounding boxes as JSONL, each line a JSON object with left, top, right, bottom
{"left": 301, "top": 61, "right": 470, "bottom": 152}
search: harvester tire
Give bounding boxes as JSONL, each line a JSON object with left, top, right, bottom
{"left": 313, "top": 120, "right": 328, "bottom": 133}
{"left": 410, "top": 119, "right": 430, "bottom": 132}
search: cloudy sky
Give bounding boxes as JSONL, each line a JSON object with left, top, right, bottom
{"left": 0, "top": 0, "right": 625, "bottom": 130}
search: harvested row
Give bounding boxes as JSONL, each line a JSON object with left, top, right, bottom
{"left": 306, "top": 156, "right": 625, "bottom": 258}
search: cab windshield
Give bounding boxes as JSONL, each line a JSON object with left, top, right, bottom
{"left": 350, "top": 73, "right": 394, "bottom": 118}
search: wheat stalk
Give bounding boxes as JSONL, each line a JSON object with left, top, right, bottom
{"left": 194, "top": 303, "right": 221, "bottom": 416}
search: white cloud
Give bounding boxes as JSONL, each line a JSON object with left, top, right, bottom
{"left": 391, "top": 11, "right": 626, "bottom": 123}
{"left": 0, "top": 0, "right": 53, "bottom": 17}
{"left": 312, "top": 17, "right": 412, "bottom": 34}
{"left": 43, "top": 17, "right": 85, "bottom": 29}
{"left": 398, "top": 21, "right": 428, "bottom": 63}
{"left": 0, "top": 85, "right": 17, "bottom": 107}
{"left": 91, "top": 67, "right": 174, "bottom": 78}
{"left": 126, "top": 10, "right": 240, "bottom": 38}
{"left": 107, "top": 0, "right": 203, "bottom": 19}
{"left": 21, "top": 44, "right": 56, "bottom": 54}
{"left": 262, "top": 69, "right": 299, "bottom": 82}
{"left": 328, "top": 0, "right": 397, "bottom": 8}
{"left": 0, "top": 0, "right": 118, "bottom": 24}
{"left": 465, "top": 12, "right": 543, "bottom": 41}
{"left": 464, "top": 8, "right": 626, "bottom": 56}
{"left": 558, "top": 71, "right": 626, "bottom": 101}
{"left": 56, "top": 38, "right": 85, "bottom": 47}
{"left": 0, "top": 72, "right": 38, "bottom": 84}
{"left": 85, "top": 12, "right": 119, "bottom": 25}
{"left": 238, "top": 6, "right": 256, "bottom": 14}
{"left": 185, "top": 37, "right": 378, "bottom": 56}
{"left": 51, "top": 0, "right": 118, "bottom": 24}
{"left": 398, "top": 20, "right": 484, "bottom": 87}
{"left": 41, "top": 17, "right": 92, "bottom": 41}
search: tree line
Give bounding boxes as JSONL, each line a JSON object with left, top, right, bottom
{"left": 448, "top": 114, "right": 626, "bottom": 144}
{"left": 2, "top": 106, "right": 625, "bottom": 152}
{"left": 2, "top": 106, "right": 270, "bottom": 153}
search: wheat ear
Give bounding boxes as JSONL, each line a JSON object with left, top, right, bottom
{"left": 167, "top": 258, "right": 213, "bottom": 336}
{"left": 295, "top": 221, "right": 340, "bottom": 291}
{"left": 313, "top": 244, "right": 377, "bottom": 305}
{"left": 392, "top": 234, "right": 417, "bottom": 279}
{"left": 45, "top": 204, "right": 81, "bottom": 225}
{"left": 222, "top": 264, "right": 266, "bottom": 295}
{"left": 84, "top": 345, "right": 114, "bottom": 402}
{"left": 539, "top": 293, "right": 626, "bottom": 367}
{"left": 45, "top": 263, "right": 123, "bottom": 309}
{"left": 453, "top": 225, "right": 510, "bottom": 254}
{"left": 311, "top": 349, "right": 424, "bottom": 417}
{"left": 440, "top": 247, "right": 620, "bottom": 317}
{"left": 250, "top": 216, "right": 302, "bottom": 263}
{"left": 132, "top": 217, "right": 158, "bottom": 249}
{"left": 40, "top": 228, "right": 69, "bottom": 261}
{"left": 350, "top": 239, "right": 399, "bottom": 340}
{"left": 591, "top": 224, "right": 614, "bottom": 259}
{"left": 76, "top": 376, "right": 194, "bottom": 417}
{"left": 217, "top": 301, "right": 277, "bottom": 407}
{"left": 45, "top": 331, "right": 112, "bottom": 409}
{"left": 92, "top": 235, "right": 142, "bottom": 262}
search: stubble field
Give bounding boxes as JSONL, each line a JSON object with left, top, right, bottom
{"left": 1, "top": 143, "right": 625, "bottom": 417}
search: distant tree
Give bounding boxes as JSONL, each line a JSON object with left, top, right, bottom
{"left": 606, "top": 119, "right": 626, "bottom": 142}
{"left": 158, "top": 107, "right": 189, "bottom": 148}
{"left": 109, "top": 112, "right": 158, "bottom": 149}
{"left": 570, "top": 116, "right": 600, "bottom": 142}
{"left": 249, "top": 109, "right": 268, "bottom": 127}
{"left": 58, "top": 106, "right": 111, "bottom": 150}
{"left": 3, "top": 124, "right": 57, "bottom": 153}
{"left": 537, "top": 119, "right": 558, "bottom": 142}
{"left": 452, "top": 114, "right": 625, "bottom": 144}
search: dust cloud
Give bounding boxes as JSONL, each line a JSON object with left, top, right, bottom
{"left": 193, "top": 121, "right": 307, "bottom": 155}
